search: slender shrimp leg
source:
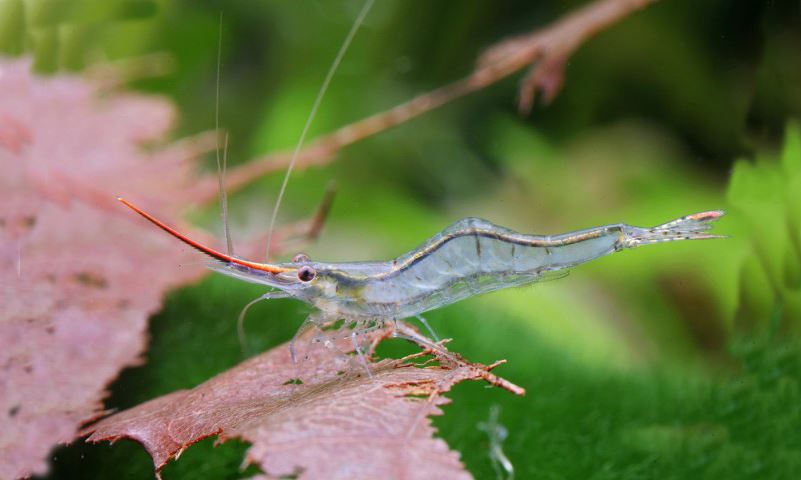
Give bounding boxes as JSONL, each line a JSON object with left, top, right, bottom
{"left": 290, "top": 313, "right": 325, "bottom": 365}
{"left": 414, "top": 314, "right": 439, "bottom": 342}
{"left": 291, "top": 314, "right": 377, "bottom": 378}
{"left": 237, "top": 291, "right": 288, "bottom": 355}
{"left": 351, "top": 331, "right": 373, "bottom": 378}
{"left": 390, "top": 319, "right": 449, "bottom": 355}
{"left": 377, "top": 317, "right": 447, "bottom": 363}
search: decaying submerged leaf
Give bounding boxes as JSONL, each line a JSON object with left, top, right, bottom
{"left": 84, "top": 328, "right": 521, "bottom": 480}
{"left": 0, "top": 57, "right": 237, "bottom": 479}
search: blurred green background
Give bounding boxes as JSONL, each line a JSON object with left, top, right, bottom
{"left": 6, "top": 0, "right": 801, "bottom": 478}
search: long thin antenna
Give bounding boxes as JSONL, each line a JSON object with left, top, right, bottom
{"left": 264, "top": 0, "right": 375, "bottom": 260}
{"left": 216, "top": 12, "right": 234, "bottom": 255}
{"left": 220, "top": 133, "right": 233, "bottom": 253}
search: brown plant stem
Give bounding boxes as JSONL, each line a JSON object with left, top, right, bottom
{"left": 190, "top": 0, "right": 658, "bottom": 203}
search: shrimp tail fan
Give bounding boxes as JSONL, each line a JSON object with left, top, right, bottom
{"left": 623, "top": 210, "right": 727, "bottom": 247}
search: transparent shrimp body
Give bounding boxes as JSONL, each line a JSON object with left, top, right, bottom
{"left": 355, "top": 217, "right": 620, "bottom": 317}
{"left": 119, "top": 198, "right": 724, "bottom": 372}
{"left": 205, "top": 211, "right": 725, "bottom": 319}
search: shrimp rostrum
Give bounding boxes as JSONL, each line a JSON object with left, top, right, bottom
{"left": 119, "top": 198, "right": 724, "bottom": 366}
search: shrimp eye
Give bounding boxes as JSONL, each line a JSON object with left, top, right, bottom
{"left": 298, "top": 265, "right": 316, "bottom": 282}
{"left": 292, "top": 253, "right": 311, "bottom": 263}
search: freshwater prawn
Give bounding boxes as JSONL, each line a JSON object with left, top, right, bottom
{"left": 118, "top": 197, "right": 725, "bottom": 368}
{"left": 119, "top": 1, "right": 726, "bottom": 373}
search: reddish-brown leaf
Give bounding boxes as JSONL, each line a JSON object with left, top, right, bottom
{"left": 0, "top": 58, "right": 223, "bottom": 479}
{"left": 84, "top": 330, "right": 521, "bottom": 479}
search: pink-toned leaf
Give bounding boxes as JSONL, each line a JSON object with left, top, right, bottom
{"left": 84, "top": 330, "right": 521, "bottom": 479}
{"left": 0, "top": 58, "right": 224, "bottom": 479}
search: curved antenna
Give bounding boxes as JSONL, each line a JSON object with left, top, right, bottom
{"left": 237, "top": 291, "right": 287, "bottom": 355}
{"left": 264, "top": 0, "right": 375, "bottom": 260}
{"left": 118, "top": 198, "right": 291, "bottom": 274}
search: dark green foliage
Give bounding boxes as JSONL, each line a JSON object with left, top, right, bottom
{"left": 437, "top": 317, "right": 801, "bottom": 479}
{"left": 727, "top": 123, "right": 801, "bottom": 333}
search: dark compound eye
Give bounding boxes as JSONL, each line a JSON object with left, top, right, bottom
{"left": 292, "top": 253, "right": 311, "bottom": 263}
{"left": 297, "top": 265, "right": 316, "bottom": 282}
